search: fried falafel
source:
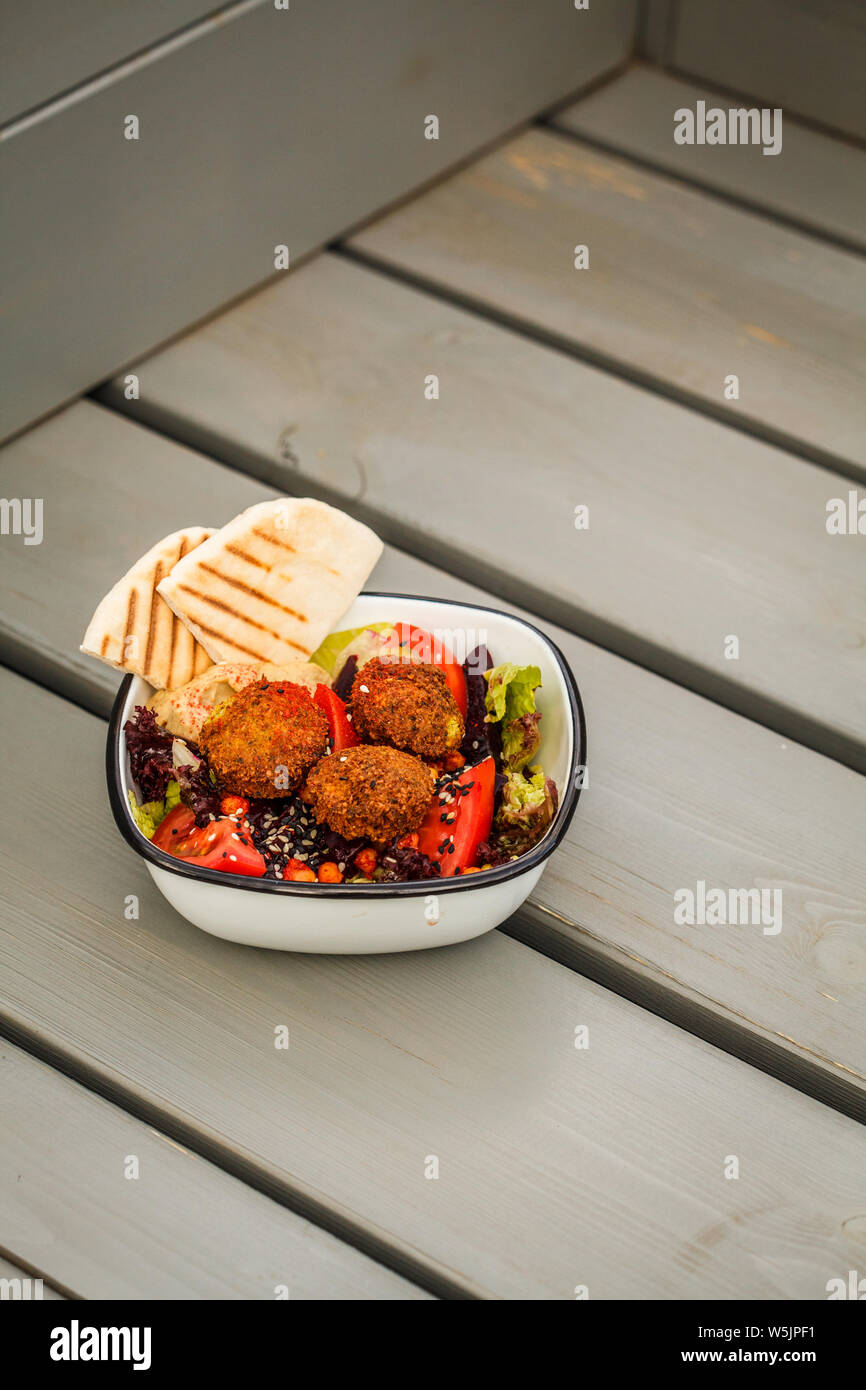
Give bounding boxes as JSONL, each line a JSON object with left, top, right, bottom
{"left": 302, "top": 744, "right": 435, "bottom": 845}
{"left": 351, "top": 661, "right": 463, "bottom": 758}
{"left": 199, "top": 679, "right": 328, "bottom": 799}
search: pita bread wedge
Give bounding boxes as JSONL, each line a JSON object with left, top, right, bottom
{"left": 156, "top": 498, "right": 383, "bottom": 665}
{"left": 80, "top": 528, "right": 214, "bottom": 690}
{"left": 147, "top": 659, "right": 330, "bottom": 742}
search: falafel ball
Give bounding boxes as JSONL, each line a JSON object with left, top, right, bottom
{"left": 351, "top": 661, "right": 463, "bottom": 758}
{"left": 302, "top": 744, "right": 435, "bottom": 845}
{"left": 199, "top": 679, "right": 328, "bottom": 799}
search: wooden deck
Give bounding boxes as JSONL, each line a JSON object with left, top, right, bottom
{"left": 1, "top": 61, "right": 864, "bottom": 1299}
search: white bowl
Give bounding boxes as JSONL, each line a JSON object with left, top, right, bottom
{"left": 108, "top": 594, "right": 586, "bottom": 953}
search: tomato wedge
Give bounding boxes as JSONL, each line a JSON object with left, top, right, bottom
{"left": 313, "top": 683, "right": 360, "bottom": 752}
{"left": 394, "top": 623, "right": 468, "bottom": 719}
{"left": 417, "top": 756, "right": 495, "bottom": 878}
{"left": 152, "top": 805, "right": 267, "bottom": 876}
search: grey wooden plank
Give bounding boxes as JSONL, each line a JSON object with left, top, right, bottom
{"left": 0, "top": 1042, "right": 425, "bottom": 1300}
{"left": 0, "top": 0, "right": 223, "bottom": 125}
{"left": 2, "top": 667, "right": 865, "bottom": 1299}
{"left": 1, "top": 400, "right": 864, "bottom": 1110}
{"left": 554, "top": 64, "right": 866, "bottom": 252}
{"left": 96, "top": 253, "right": 866, "bottom": 769}
{"left": 347, "top": 127, "right": 866, "bottom": 477}
{"left": 0, "top": 0, "right": 636, "bottom": 441}
{"left": 0, "top": 1255, "right": 64, "bottom": 1300}
{"left": 671, "top": 0, "right": 866, "bottom": 143}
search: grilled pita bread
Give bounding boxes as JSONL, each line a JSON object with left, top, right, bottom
{"left": 156, "top": 498, "right": 383, "bottom": 665}
{"left": 146, "top": 659, "right": 330, "bottom": 742}
{"left": 80, "top": 528, "right": 214, "bottom": 690}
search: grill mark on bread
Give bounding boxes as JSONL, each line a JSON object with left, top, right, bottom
{"left": 252, "top": 525, "right": 296, "bottom": 552}
{"left": 100, "top": 633, "right": 111, "bottom": 656}
{"left": 223, "top": 536, "right": 271, "bottom": 569}
{"left": 192, "top": 619, "right": 310, "bottom": 659}
{"left": 225, "top": 542, "right": 270, "bottom": 571}
{"left": 176, "top": 585, "right": 311, "bottom": 652}
{"left": 168, "top": 535, "right": 190, "bottom": 688}
{"left": 176, "top": 585, "right": 285, "bottom": 640}
{"left": 123, "top": 588, "right": 138, "bottom": 656}
{"left": 144, "top": 561, "right": 164, "bottom": 674}
{"left": 197, "top": 562, "right": 308, "bottom": 623}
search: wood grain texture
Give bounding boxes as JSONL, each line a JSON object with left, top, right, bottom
{"left": 0, "top": 0, "right": 223, "bottom": 125}
{"left": 1, "top": 401, "right": 864, "bottom": 1107}
{"left": 554, "top": 64, "right": 866, "bottom": 252}
{"left": 0, "top": 0, "right": 636, "bottom": 440}
{"left": 1, "top": 668, "right": 865, "bottom": 1299}
{"left": 671, "top": 0, "right": 866, "bottom": 142}
{"left": 97, "top": 253, "right": 866, "bottom": 768}
{"left": 348, "top": 127, "right": 866, "bottom": 477}
{"left": 0, "top": 1042, "right": 425, "bottom": 1300}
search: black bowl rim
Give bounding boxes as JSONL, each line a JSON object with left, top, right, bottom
{"left": 106, "top": 593, "right": 587, "bottom": 899}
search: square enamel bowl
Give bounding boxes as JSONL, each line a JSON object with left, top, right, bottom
{"left": 108, "top": 594, "right": 586, "bottom": 953}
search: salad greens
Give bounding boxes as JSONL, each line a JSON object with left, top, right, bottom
{"left": 483, "top": 663, "right": 541, "bottom": 724}
{"left": 310, "top": 622, "right": 398, "bottom": 679}
{"left": 484, "top": 663, "right": 543, "bottom": 772}
{"left": 497, "top": 767, "right": 557, "bottom": 837}
{"left": 128, "top": 779, "right": 181, "bottom": 839}
{"left": 480, "top": 664, "right": 557, "bottom": 857}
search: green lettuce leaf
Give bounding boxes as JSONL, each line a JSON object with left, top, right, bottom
{"left": 495, "top": 766, "right": 557, "bottom": 847}
{"left": 484, "top": 663, "right": 541, "bottom": 724}
{"left": 501, "top": 711, "right": 541, "bottom": 771}
{"left": 309, "top": 623, "right": 398, "bottom": 679}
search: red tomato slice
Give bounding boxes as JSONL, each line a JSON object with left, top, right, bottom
{"left": 152, "top": 805, "right": 267, "bottom": 876}
{"left": 313, "top": 683, "right": 360, "bottom": 752}
{"left": 417, "top": 756, "right": 495, "bottom": 878}
{"left": 394, "top": 623, "right": 468, "bottom": 719}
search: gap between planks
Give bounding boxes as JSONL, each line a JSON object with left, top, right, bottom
{"left": 0, "top": 1011, "right": 478, "bottom": 1301}
{"left": 91, "top": 386, "right": 866, "bottom": 778}
{"left": 663, "top": 62, "right": 866, "bottom": 156}
{"left": 0, "top": 1248, "right": 72, "bottom": 1300}
{"left": 503, "top": 908, "right": 866, "bottom": 1126}
{"left": 336, "top": 243, "right": 866, "bottom": 489}
{"left": 544, "top": 119, "right": 866, "bottom": 260}
{"left": 2, "top": 645, "right": 863, "bottom": 1127}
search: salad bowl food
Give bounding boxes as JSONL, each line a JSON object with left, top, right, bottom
{"left": 107, "top": 593, "right": 586, "bottom": 953}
